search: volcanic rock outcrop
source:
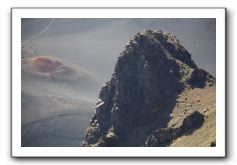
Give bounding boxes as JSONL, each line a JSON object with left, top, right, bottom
{"left": 82, "top": 29, "right": 215, "bottom": 147}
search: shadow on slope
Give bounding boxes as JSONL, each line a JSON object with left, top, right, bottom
{"left": 145, "top": 111, "right": 204, "bottom": 147}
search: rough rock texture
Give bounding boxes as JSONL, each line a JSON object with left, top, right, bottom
{"left": 82, "top": 29, "right": 215, "bottom": 147}
{"left": 145, "top": 111, "right": 204, "bottom": 147}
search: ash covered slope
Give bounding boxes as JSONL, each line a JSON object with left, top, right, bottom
{"left": 21, "top": 48, "right": 101, "bottom": 147}
{"left": 82, "top": 29, "right": 215, "bottom": 147}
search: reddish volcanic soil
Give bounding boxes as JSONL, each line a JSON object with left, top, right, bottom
{"left": 27, "top": 56, "right": 62, "bottom": 73}
{"left": 23, "top": 56, "right": 76, "bottom": 80}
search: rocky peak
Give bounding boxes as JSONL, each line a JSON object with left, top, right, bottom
{"left": 82, "top": 29, "right": 215, "bottom": 147}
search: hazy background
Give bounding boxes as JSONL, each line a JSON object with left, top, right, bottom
{"left": 21, "top": 18, "right": 216, "bottom": 147}
{"left": 22, "top": 18, "right": 216, "bottom": 80}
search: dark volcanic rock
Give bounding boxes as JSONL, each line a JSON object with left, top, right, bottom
{"left": 188, "top": 68, "right": 215, "bottom": 88}
{"left": 179, "top": 111, "right": 204, "bottom": 134}
{"left": 210, "top": 140, "right": 216, "bottom": 147}
{"left": 145, "top": 111, "right": 204, "bottom": 147}
{"left": 82, "top": 29, "right": 212, "bottom": 147}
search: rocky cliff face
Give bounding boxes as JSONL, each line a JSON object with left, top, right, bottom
{"left": 82, "top": 29, "right": 215, "bottom": 147}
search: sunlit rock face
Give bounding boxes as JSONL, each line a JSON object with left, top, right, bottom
{"left": 82, "top": 29, "right": 215, "bottom": 147}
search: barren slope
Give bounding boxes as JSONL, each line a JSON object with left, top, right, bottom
{"left": 21, "top": 48, "right": 101, "bottom": 147}
{"left": 169, "top": 84, "right": 216, "bottom": 147}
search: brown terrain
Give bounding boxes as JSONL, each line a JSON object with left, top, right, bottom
{"left": 169, "top": 84, "right": 216, "bottom": 147}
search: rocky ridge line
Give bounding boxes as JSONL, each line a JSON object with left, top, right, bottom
{"left": 82, "top": 29, "right": 215, "bottom": 147}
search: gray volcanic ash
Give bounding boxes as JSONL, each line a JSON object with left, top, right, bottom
{"left": 21, "top": 48, "right": 102, "bottom": 147}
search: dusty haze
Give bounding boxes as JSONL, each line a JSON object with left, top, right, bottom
{"left": 21, "top": 18, "right": 216, "bottom": 147}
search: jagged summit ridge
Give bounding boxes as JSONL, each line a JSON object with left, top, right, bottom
{"left": 121, "top": 29, "right": 196, "bottom": 67}
{"left": 82, "top": 29, "right": 215, "bottom": 147}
